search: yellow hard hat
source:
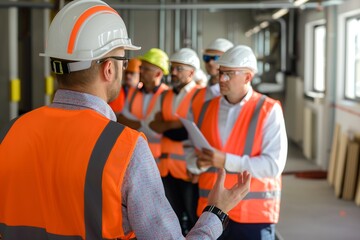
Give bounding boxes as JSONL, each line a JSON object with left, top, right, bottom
{"left": 139, "top": 48, "right": 169, "bottom": 75}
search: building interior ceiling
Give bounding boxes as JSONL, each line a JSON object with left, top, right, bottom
{"left": 0, "top": 0, "right": 341, "bottom": 8}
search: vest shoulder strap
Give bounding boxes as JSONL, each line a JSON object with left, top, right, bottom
{"left": 128, "top": 88, "right": 140, "bottom": 114}
{"left": 84, "top": 120, "right": 125, "bottom": 239}
{"left": 243, "top": 94, "right": 267, "bottom": 155}
{"left": 197, "top": 98, "right": 213, "bottom": 129}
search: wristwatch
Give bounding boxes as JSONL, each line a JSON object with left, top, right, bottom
{"left": 203, "top": 205, "right": 229, "bottom": 229}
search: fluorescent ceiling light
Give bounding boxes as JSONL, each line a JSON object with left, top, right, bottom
{"left": 272, "top": 8, "right": 289, "bottom": 19}
{"left": 253, "top": 26, "right": 261, "bottom": 33}
{"left": 260, "top": 21, "right": 269, "bottom": 29}
{"left": 293, "top": 0, "right": 310, "bottom": 7}
{"left": 245, "top": 30, "right": 253, "bottom": 37}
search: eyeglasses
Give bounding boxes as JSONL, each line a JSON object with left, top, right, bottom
{"left": 170, "top": 65, "right": 193, "bottom": 72}
{"left": 96, "top": 56, "right": 129, "bottom": 70}
{"left": 219, "top": 70, "right": 244, "bottom": 81}
{"left": 203, "top": 55, "right": 220, "bottom": 63}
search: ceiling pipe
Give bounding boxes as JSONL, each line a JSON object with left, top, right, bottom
{"left": 0, "top": 0, "right": 344, "bottom": 10}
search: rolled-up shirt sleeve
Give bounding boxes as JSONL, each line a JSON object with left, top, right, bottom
{"left": 121, "top": 137, "right": 223, "bottom": 239}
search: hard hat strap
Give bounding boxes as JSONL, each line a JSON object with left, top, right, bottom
{"left": 51, "top": 60, "right": 92, "bottom": 75}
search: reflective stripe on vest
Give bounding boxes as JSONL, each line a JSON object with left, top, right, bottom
{"left": 0, "top": 108, "right": 139, "bottom": 239}
{"left": 0, "top": 223, "right": 82, "bottom": 240}
{"left": 196, "top": 99, "right": 212, "bottom": 129}
{"left": 243, "top": 95, "right": 266, "bottom": 155}
{"left": 197, "top": 92, "right": 281, "bottom": 223}
{"left": 160, "top": 153, "right": 186, "bottom": 161}
{"left": 191, "top": 87, "right": 207, "bottom": 123}
{"left": 199, "top": 188, "right": 281, "bottom": 200}
{"left": 85, "top": 121, "right": 125, "bottom": 240}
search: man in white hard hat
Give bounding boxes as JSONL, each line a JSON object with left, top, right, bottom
{"left": 194, "top": 45, "right": 288, "bottom": 240}
{"left": 193, "top": 68, "right": 208, "bottom": 87}
{"left": 187, "top": 38, "right": 234, "bottom": 185}
{"left": 117, "top": 48, "right": 170, "bottom": 162}
{"left": 0, "top": 1, "right": 252, "bottom": 239}
{"left": 203, "top": 38, "right": 234, "bottom": 86}
{"left": 191, "top": 38, "right": 234, "bottom": 122}
{"left": 149, "top": 48, "right": 203, "bottom": 235}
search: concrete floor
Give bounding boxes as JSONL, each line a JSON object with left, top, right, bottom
{"left": 277, "top": 142, "right": 360, "bottom": 240}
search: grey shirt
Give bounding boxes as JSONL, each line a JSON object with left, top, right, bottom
{"left": 50, "top": 89, "right": 223, "bottom": 240}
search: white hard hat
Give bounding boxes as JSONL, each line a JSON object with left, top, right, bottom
{"left": 40, "top": 0, "right": 140, "bottom": 73}
{"left": 217, "top": 45, "right": 258, "bottom": 73}
{"left": 206, "top": 38, "right": 234, "bottom": 53}
{"left": 193, "top": 69, "right": 208, "bottom": 84}
{"left": 169, "top": 48, "right": 200, "bottom": 70}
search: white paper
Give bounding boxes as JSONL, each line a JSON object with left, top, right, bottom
{"left": 179, "top": 117, "right": 213, "bottom": 151}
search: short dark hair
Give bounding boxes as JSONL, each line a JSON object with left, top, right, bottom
{"left": 54, "top": 59, "right": 99, "bottom": 88}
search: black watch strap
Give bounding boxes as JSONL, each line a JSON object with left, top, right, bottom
{"left": 203, "top": 205, "right": 229, "bottom": 229}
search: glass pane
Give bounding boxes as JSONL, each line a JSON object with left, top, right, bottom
{"left": 264, "top": 29, "right": 270, "bottom": 56}
{"left": 313, "top": 25, "right": 326, "bottom": 92}
{"left": 345, "top": 18, "right": 358, "bottom": 99}
{"left": 356, "top": 29, "right": 360, "bottom": 98}
{"left": 256, "top": 31, "right": 265, "bottom": 75}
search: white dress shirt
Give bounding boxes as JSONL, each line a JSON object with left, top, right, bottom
{"left": 219, "top": 87, "right": 288, "bottom": 178}
{"left": 187, "top": 86, "right": 287, "bottom": 177}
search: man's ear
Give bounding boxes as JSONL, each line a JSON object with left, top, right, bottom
{"left": 189, "top": 69, "right": 195, "bottom": 79}
{"left": 245, "top": 72, "right": 254, "bottom": 84}
{"left": 101, "top": 60, "right": 113, "bottom": 82}
{"left": 154, "top": 70, "right": 163, "bottom": 78}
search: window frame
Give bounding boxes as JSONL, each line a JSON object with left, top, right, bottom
{"left": 304, "top": 19, "right": 326, "bottom": 94}
{"left": 344, "top": 14, "right": 360, "bottom": 101}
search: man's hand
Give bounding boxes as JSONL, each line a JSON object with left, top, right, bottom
{"left": 197, "top": 148, "right": 226, "bottom": 169}
{"left": 149, "top": 111, "right": 183, "bottom": 134}
{"left": 207, "top": 169, "right": 251, "bottom": 213}
{"left": 154, "top": 112, "right": 163, "bottom": 121}
{"left": 117, "top": 113, "right": 141, "bottom": 129}
{"left": 187, "top": 170, "right": 199, "bottom": 184}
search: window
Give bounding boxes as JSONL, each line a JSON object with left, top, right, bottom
{"left": 254, "top": 28, "right": 271, "bottom": 76}
{"left": 345, "top": 16, "right": 360, "bottom": 100}
{"left": 255, "top": 30, "right": 264, "bottom": 75}
{"left": 313, "top": 25, "right": 326, "bottom": 92}
{"left": 304, "top": 19, "right": 326, "bottom": 94}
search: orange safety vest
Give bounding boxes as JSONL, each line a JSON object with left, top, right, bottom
{"left": 196, "top": 92, "right": 282, "bottom": 223}
{"left": 0, "top": 107, "right": 143, "bottom": 239}
{"left": 126, "top": 83, "right": 169, "bottom": 159}
{"left": 191, "top": 87, "right": 207, "bottom": 123}
{"left": 157, "top": 86, "right": 199, "bottom": 181}
{"left": 109, "top": 86, "right": 126, "bottom": 113}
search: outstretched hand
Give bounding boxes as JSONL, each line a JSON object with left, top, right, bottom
{"left": 207, "top": 169, "right": 251, "bottom": 213}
